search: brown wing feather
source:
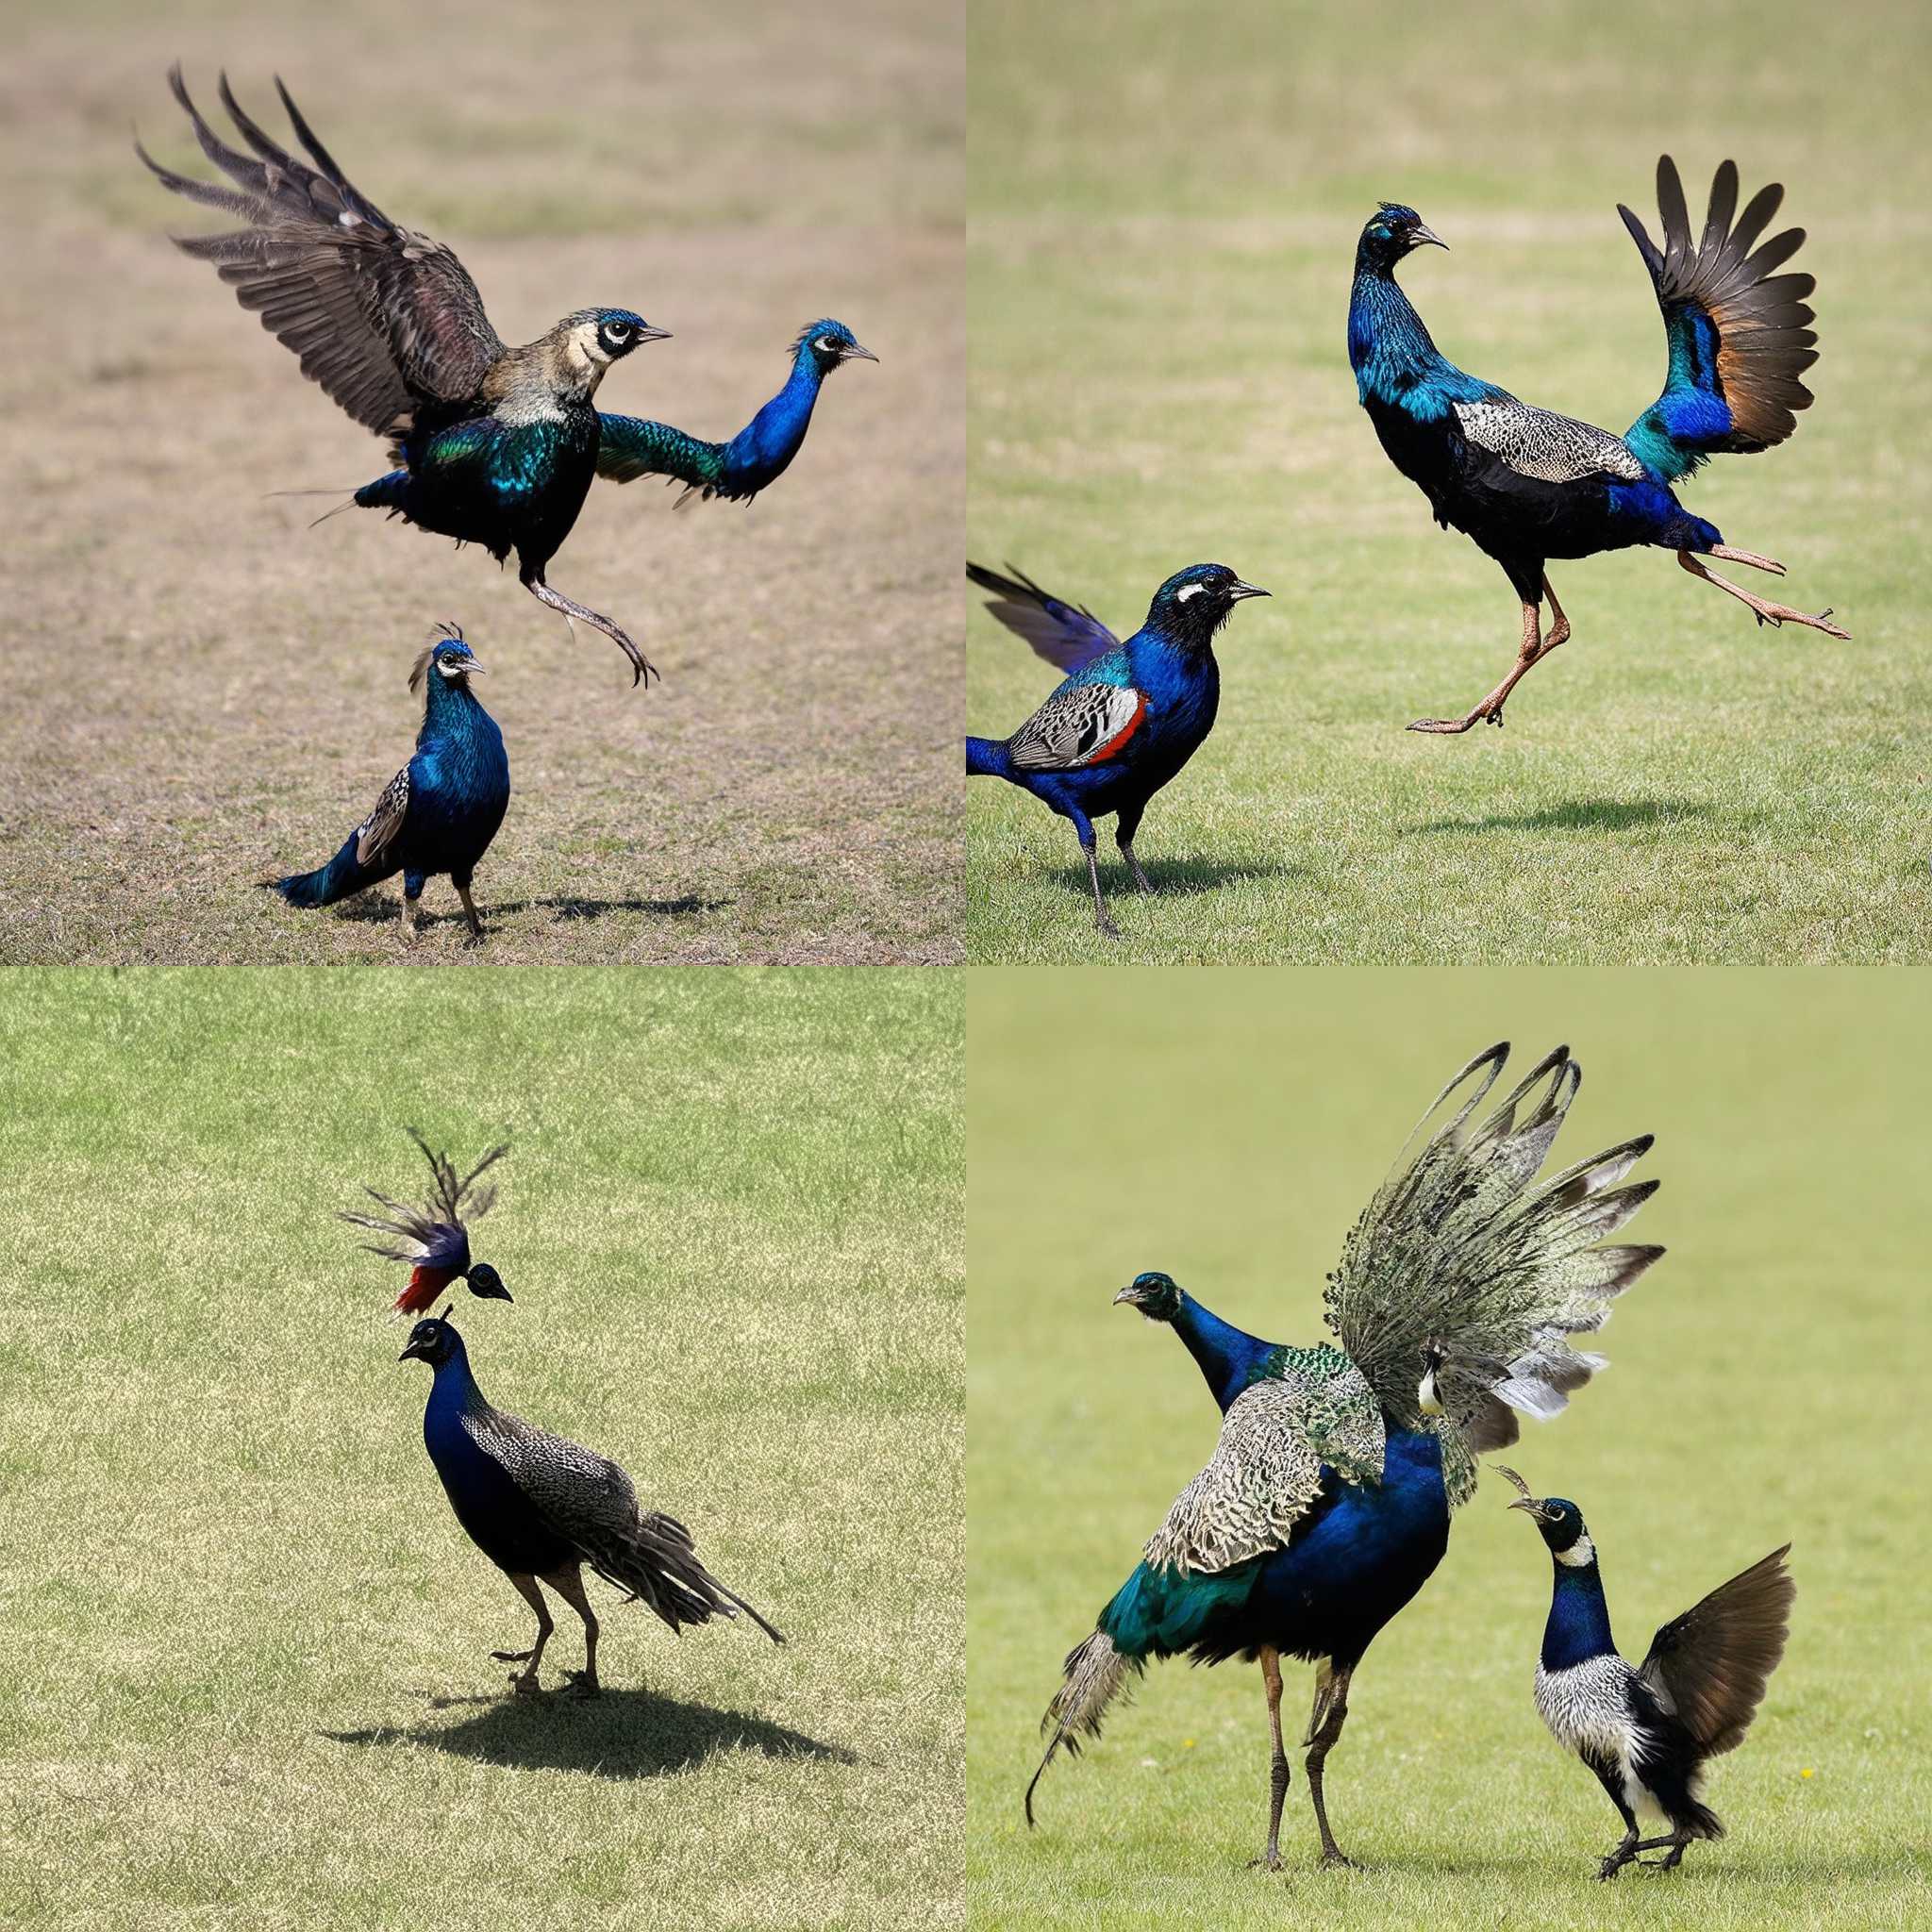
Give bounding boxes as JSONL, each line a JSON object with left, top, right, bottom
{"left": 137, "top": 67, "right": 505, "bottom": 436}
{"left": 1640, "top": 1543, "right": 1794, "bottom": 1756}
{"left": 355, "top": 764, "right": 410, "bottom": 867}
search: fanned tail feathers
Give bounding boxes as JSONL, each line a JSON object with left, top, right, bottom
{"left": 1024, "top": 1631, "right": 1142, "bottom": 1826}
{"left": 1325, "top": 1043, "right": 1662, "bottom": 1500}
{"left": 585, "top": 1510, "right": 786, "bottom": 1645}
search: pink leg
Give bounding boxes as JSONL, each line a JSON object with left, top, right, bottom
{"left": 1408, "top": 578, "right": 1567, "bottom": 734}
{"left": 1677, "top": 551, "right": 1850, "bottom": 638}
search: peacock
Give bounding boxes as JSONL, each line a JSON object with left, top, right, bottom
{"left": 341, "top": 1129, "right": 511, "bottom": 1315}
{"left": 1349, "top": 158, "right": 1847, "bottom": 733}
{"left": 1027, "top": 1042, "right": 1663, "bottom": 1869}
{"left": 595, "top": 321, "right": 874, "bottom": 504}
{"left": 138, "top": 68, "right": 671, "bottom": 685}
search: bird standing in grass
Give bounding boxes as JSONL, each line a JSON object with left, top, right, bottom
{"left": 965, "top": 562, "right": 1270, "bottom": 938}
{"left": 1349, "top": 158, "right": 1847, "bottom": 734}
{"left": 1499, "top": 1465, "right": 1793, "bottom": 1879}
{"left": 596, "top": 321, "right": 875, "bottom": 504}
{"left": 1027, "top": 1043, "right": 1662, "bottom": 1870}
{"left": 398, "top": 1312, "right": 784, "bottom": 1695}
{"left": 342, "top": 1129, "right": 512, "bottom": 1315}
{"left": 267, "top": 626, "right": 508, "bottom": 940}
{"left": 139, "top": 68, "right": 672, "bottom": 686}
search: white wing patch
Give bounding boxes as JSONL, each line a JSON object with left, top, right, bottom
{"left": 1007, "top": 682, "right": 1145, "bottom": 772}
{"left": 1454, "top": 399, "right": 1645, "bottom": 483}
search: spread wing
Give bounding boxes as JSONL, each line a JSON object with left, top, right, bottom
{"left": 968, "top": 563, "right": 1121, "bottom": 675}
{"left": 1619, "top": 157, "right": 1818, "bottom": 483}
{"left": 1006, "top": 665, "right": 1146, "bottom": 772}
{"left": 594, "top": 416, "right": 729, "bottom": 496}
{"left": 137, "top": 67, "right": 506, "bottom": 437}
{"left": 1452, "top": 399, "right": 1644, "bottom": 485}
{"left": 1639, "top": 1544, "right": 1794, "bottom": 1756}
{"left": 1142, "top": 1360, "right": 1384, "bottom": 1575}
{"left": 354, "top": 763, "right": 411, "bottom": 867}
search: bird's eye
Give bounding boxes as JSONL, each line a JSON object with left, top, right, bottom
{"left": 817, "top": 337, "right": 837, "bottom": 353}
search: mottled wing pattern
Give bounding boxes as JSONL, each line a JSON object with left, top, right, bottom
{"left": 138, "top": 69, "right": 505, "bottom": 436}
{"left": 967, "top": 563, "right": 1121, "bottom": 675}
{"left": 1142, "top": 1358, "right": 1385, "bottom": 1576}
{"left": 1324, "top": 1043, "right": 1661, "bottom": 1504}
{"left": 1452, "top": 399, "right": 1644, "bottom": 484}
{"left": 354, "top": 763, "right": 410, "bottom": 867}
{"left": 595, "top": 415, "right": 728, "bottom": 496}
{"left": 1619, "top": 157, "right": 1819, "bottom": 481}
{"left": 1006, "top": 668, "right": 1146, "bottom": 772}
{"left": 1639, "top": 1544, "right": 1794, "bottom": 1755}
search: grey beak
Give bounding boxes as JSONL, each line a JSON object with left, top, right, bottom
{"left": 460, "top": 657, "right": 486, "bottom": 676}
{"left": 1111, "top": 1286, "right": 1138, "bottom": 1305}
{"left": 1410, "top": 224, "right": 1447, "bottom": 251}
{"left": 638, "top": 325, "right": 674, "bottom": 344}
{"left": 841, "top": 343, "right": 879, "bottom": 364}
{"left": 1507, "top": 1496, "right": 1541, "bottom": 1514}
{"left": 1228, "top": 581, "right": 1272, "bottom": 602}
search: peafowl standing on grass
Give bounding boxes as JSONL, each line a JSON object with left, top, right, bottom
{"left": 342, "top": 1129, "right": 512, "bottom": 1315}
{"left": 399, "top": 1312, "right": 784, "bottom": 1695}
{"left": 1498, "top": 1465, "right": 1793, "bottom": 1879}
{"left": 266, "top": 626, "right": 508, "bottom": 940}
{"left": 139, "top": 68, "right": 671, "bottom": 686}
{"left": 966, "top": 562, "right": 1270, "bottom": 938}
{"left": 596, "top": 321, "right": 874, "bottom": 504}
{"left": 1349, "top": 158, "right": 1847, "bottom": 734}
{"left": 1027, "top": 1043, "right": 1663, "bottom": 1870}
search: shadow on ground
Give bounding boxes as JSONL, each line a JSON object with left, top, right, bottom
{"left": 1403, "top": 798, "right": 1722, "bottom": 837}
{"left": 318, "top": 892, "right": 728, "bottom": 927}
{"left": 1048, "top": 858, "right": 1306, "bottom": 903}
{"left": 322, "top": 1683, "right": 858, "bottom": 1780}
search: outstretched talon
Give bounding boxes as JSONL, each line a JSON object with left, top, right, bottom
{"left": 1407, "top": 712, "right": 1481, "bottom": 736}
{"left": 524, "top": 573, "right": 661, "bottom": 688}
{"left": 1677, "top": 550, "right": 1851, "bottom": 640}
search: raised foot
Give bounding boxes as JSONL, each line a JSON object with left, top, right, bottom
{"left": 490, "top": 1648, "right": 536, "bottom": 1663}
{"left": 1749, "top": 601, "right": 1852, "bottom": 640}
{"left": 1407, "top": 713, "right": 1481, "bottom": 735}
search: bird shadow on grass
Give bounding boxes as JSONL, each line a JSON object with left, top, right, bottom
{"left": 1049, "top": 858, "right": 1305, "bottom": 903}
{"left": 322, "top": 892, "right": 727, "bottom": 928}
{"left": 1402, "top": 797, "right": 1728, "bottom": 838}
{"left": 321, "top": 1684, "right": 856, "bottom": 1781}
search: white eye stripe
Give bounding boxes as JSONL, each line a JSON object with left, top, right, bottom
{"left": 1175, "top": 582, "right": 1208, "bottom": 602}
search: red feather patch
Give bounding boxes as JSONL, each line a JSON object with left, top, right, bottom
{"left": 1086, "top": 691, "right": 1147, "bottom": 763}
{"left": 394, "top": 1265, "right": 458, "bottom": 1314}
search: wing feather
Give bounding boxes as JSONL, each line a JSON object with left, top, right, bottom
{"left": 1640, "top": 1545, "right": 1794, "bottom": 1755}
{"left": 968, "top": 563, "right": 1121, "bottom": 675}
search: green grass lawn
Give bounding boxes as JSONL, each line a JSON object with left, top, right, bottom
{"left": 967, "top": 967, "right": 1929, "bottom": 1927}
{"left": 0, "top": 969, "right": 962, "bottom": 1929}
{"left": 966, "top": 0, "right": 1932, "bottom": 961}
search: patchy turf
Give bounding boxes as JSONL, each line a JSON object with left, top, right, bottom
{"left": 0, "top": 0, "right": 962, "bottom": 964}
{"left": 965, "top": 0, "right": 1931, "bottom": 962}
{"left": 966, "top": 966, "right": 1930, "bottom": 1928}
{"left": 0, "top": 967, "right": 963, "bottom": 1929}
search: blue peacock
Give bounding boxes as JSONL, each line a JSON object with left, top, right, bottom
{"left": 265, "top": 625, "right": 508, "bottom": 940}
{"left": 1350, "top": 158, "right": 1847, "bottom": 733}
{"left": 966, "top": 562, "right": 1270, "bottom": 937}
{"left": 1027, "top": 1043, "right": 1663, "bottom": 1869}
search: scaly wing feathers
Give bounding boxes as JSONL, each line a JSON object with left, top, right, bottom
{"left": 967, "top": 563, "right": 1122, "bottom": 676}
{"left": 354, "top": 764, "right": 410, "bottom": 868}
{"left": 1006, "top": 672, "right": 1145, "bottom": 772}
{"left": 137, "top": 67, "right": 505, "bottom": 436}
{"left": 1640, "top": 1544, "right": 1794, "bottom": 1756}
{"left": 1324, "top": 1043, "right": 1661, "bottom": 1503}
{"left": 594, "top": 414, "right": 728, "bottom": 498}
{"left": 1620, "top": 157, "right": 1818, "bottom": 483}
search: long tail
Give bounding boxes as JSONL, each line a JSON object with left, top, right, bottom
{"left": 1024, "top": 1631, "right": 1143, "bottom": 1826}
{"left": 263, "top": 829, "right": 395, "bottom": 908}
{"left": 588, "top": 1511, "right": 786, "bottom": 1644}
{"left": 966, "top": 735, "right": 1013, "bottom": 778}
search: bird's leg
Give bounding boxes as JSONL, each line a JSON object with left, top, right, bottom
{"left": 1676, "top": 550, "right": 1851, "bottom": 639}
{"left": 1071, "top": 810, "right": 1120, "bottom": 940}
{"left": 401, "top": 891, "right": 421, "bottom": 942}
{"left": 522, "top": 568, "right": 660, "bottom": 688}
{"left": 455, "top": 881, "right": 485, "bottom": 941}
{"left": 1407, "top": 592, "right": 1560, "bottom": 734}
{"left": 542, "top": 1563, "right": 602, "bottom": 1699}
{"left": 1541, "top": 573, "right": 1571, "bottom": 651}
{"left": 1247, "top": 1646, "right": 1290, "bottom": 1873}
{"left": 1303, "top": 1660, "right": 1358, "bottom": 1869}
{"left": 491, "top": 1573, "right": 553, "bottom": 1696}
{"left": 1632, "top": 1831, "right": 1690, "bottom": 1870}
{"left": 1114, "top": 802, "right": 1153, "bottom": 893}
{"left": 1707, "top": 543, "right": 1786, "bottom": 575}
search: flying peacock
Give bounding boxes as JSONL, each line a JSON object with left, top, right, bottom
{"left": 1027, "top": 1042, "right": 1663, "bottom": 1870}
{"left": 1349, "top": 158, "right": 1847, "bottom": 733}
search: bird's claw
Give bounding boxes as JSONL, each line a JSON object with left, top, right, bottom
{"left": 1406, "top": 715, "right": 1476, "bottom": 735}
{"left": 560, "top": 1670, "right": 601, "bottom": 1700}
{"left": 510, "top": 1672, "right": 544, "bottom": 1698}
{"left": 491, "top": 1648, "right": 535, "bottom": 1663}
{"left": 1319, "top": 1849, "right": 1360, "bottom": 1871}
{"left": 1246, "top": 1854, "right": 1283, "bottom": 1873}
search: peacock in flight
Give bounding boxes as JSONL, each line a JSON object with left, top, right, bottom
{"left": 1349, "top": 158, "right": 1848, "bottom": 734}
{"left": 1027, "top": 1043, "right": 1663, "bottom": 1871}
{"left": 139, "top": 69, "right": 674, "bottom": 685}
{"left": 341, "top": 1129, "right": 512, "bottom": 1315}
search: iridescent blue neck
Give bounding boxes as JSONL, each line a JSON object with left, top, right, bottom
{"left": 721, "top": 353, "right": 824, "bottom": 493}
{"left": 1541, "top": 1550, "right": 1617, "bottom": 1670}
{"left": 422, "top": 674, "right": 488, "bottom": 735}
{"left": 1348, "top": 263, "right": 1444, "bottom": 398}
{"left": 1167, "top": 1290, "right": 1275, "bottom": 1412}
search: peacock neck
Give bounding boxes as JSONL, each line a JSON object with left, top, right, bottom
{"left": 1541, "top": 1552, "right": 1617, "bottom": 1670}
{"left": 1348, "top": 264, "right": 1443, "bottom": 395}
{"left": 425, "top": 1345, "right": 488, "bottom": 1427}
{"left": 722, "top": 355, "right": 823, "bottom": 491}
{"left": 1168, "top": 1291, "right": 1274, "bottom": 1412}
{"left": 420, "top": 676, "right": 488, "bottom": 742}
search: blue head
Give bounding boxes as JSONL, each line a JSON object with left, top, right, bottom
{"left": 408, "top": 624, "right": 485, "bottom": 697}
{"left": 1145, "top": 563, "right": 1271, "bottom": 645}
{"left": 1113, "top": 1270, "right": 1185, "bottom": 1321}
{"left": 1357, "top": 202, "right": 1447, "bottom": 276}
{"left": 398, "top": 1310, "right": 466, "bottom": 1370}
{"left": 1499, "top": 1466, "right": 1596, "bottom": 1564}
{"left": 791, "top": 319, "right": 877, "bottom": 377}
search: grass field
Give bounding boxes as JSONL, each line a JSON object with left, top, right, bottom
{"left": 0, "top": 0, "right": 962, "bottom": 965}
{"left": 0, "top": 969, "right": 962, "bottom": 1929}
{"left": 967, "top": 968, "right": 1930, "bottom": 1927}
{"left": 966, "top": 0, "right": 1932, "bottom": 962}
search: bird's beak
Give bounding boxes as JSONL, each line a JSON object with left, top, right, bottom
{"left": 1410, "top": 224, "right": 1447, "bottom": 251}
{"left": 1111, "top": 1285, "right": 1140, "bottom": 1307}
{"left": 1507, "top": 1496, "right": 1541, "bottom": 1514}
{"left": 398, "top": 1340, "right": 429, "bottom": 1364}
{"left": 461, "top": 657, "right": 486, "bottom": 676}
{"left": 638, "top": 325, "right": 674, "bottom": 345}
{"left": 841, "top": 343, "right": 879, "bottom": 364}
{"left": 1228, "top": 581, "right": 1272, "bottom": 602}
